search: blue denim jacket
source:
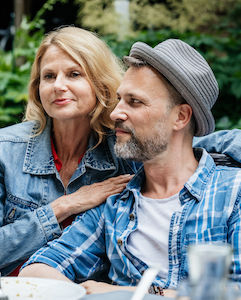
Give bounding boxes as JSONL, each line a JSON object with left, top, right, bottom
{"left": 194, "top": 129, "right": 241, "bottom": 163}
{"left": 0, "top": 120, "right": 136, "bottom": 275}
{"left": 24, "top": 149, "right": 241, "bottom": 288}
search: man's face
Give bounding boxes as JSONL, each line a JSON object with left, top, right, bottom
{"left": 110, "top": 66, "right": 176, "bottom": 162}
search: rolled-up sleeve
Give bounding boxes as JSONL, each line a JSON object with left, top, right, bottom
{"left": 22, "top": 204, "right": 106, "bottom": 282}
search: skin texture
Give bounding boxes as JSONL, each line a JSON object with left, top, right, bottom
{"left": 51, "top": 174, "right": 133, "bottom": 223}
{"left": 39, "top": 45, "right": 96, "bottom": 187}
{"left": 112, "top": 66, "right": 175, "bottom": 162}
{"left": 39, "top": 45, "right": 97, "bottom": 124}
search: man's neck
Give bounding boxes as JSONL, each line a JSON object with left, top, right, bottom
{"left": 141, "top": 141, "right": 198, "bottom": 199}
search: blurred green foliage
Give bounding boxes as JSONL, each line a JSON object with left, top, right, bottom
{"left": 0, "top": 0, "right": 240, "bottom": 131}
{"left": 75, "top": 0, "right": 119, "bottom": 35}
{"left": 74, "top": 0, "right": 241, "bottom": 37}
{"left": 128, "top": 0, "right": 241, "bottom": 33}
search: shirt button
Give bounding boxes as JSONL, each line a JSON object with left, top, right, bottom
{"left": 129, "top": 213, "right": 135, "bottom": 221}
{"left": 117, "top": 238, "right": 123, "bottom": 246}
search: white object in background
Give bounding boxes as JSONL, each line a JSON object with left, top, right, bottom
{"left": 188, "top": 243, "right": 232, "bottom": 300}
{"left": 0, "top": 272, "right": 9, "bottom": 300}
{"left": 1, "top": 277, "right": 86, "bottom": 300}
{"left": 131, "top": 267, "right": 159, "bottom": 300}
{"left": 114, "top": 0, "right": 130, "bottom": 38}
{"left": 188, "top": 243, "right": 232, "bottom": 285}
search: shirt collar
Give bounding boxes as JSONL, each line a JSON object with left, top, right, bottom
{"left": 121, "top": 148, "right": 216, "bottom": 204}
{"left": 50, "top": 138, "right": 62, "bottom": 172}
{"left": 181, "top": 148, "right": 216, "bottom": 203}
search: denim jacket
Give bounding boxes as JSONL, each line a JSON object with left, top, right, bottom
{"left": 193, "top": 129, "right": 241, "bottom": 163}
{"left": 24, "top": 149, "right": 241, "bottom": 288}
{"left": 0, "top": 119, "right": 136, "bottom": 275}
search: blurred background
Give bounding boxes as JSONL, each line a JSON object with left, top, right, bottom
{"left": 0, "top": 0, "right": 240, "bottom": 131}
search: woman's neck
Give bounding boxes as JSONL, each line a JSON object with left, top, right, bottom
{"left": 52, "top": 119, "right": 92, "bottom": 187}
{"left": 52, "top": 118, "right": 91, "bottom": 161}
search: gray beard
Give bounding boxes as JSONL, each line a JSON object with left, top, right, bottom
{"left": 114, "top": 128, "right": 168, "bottom": 162}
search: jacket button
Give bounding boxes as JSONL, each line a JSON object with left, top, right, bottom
{"left": 8, "top": 208, "right": 16, "bottom": 219}
{"left": 129, "top": 213, "right": 135, "bottom": 221}
{"left": 117, "top": 238, "right": 123, "bottom": 246}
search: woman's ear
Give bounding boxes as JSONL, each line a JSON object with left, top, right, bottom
{"left": 173, "top": 104, "right": 193, "bottom": 131}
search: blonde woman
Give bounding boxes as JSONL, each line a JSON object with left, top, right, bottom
{"left": 0, "top": 26, "right": 135, "bottom": 276}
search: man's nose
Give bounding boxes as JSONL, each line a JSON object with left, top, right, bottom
{"left": 54, "top": 74, "right": 68, "bottom": 92}
{"left": 110, "top": 102, "right": 128, "bottom": 121}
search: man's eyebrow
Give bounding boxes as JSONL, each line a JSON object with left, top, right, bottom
{"left": 116, "top": 92, "right": 137, "bottom": 98}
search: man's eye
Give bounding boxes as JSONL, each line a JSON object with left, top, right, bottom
{"left": 130, "top": 98, "right": 141, "bottom": 104}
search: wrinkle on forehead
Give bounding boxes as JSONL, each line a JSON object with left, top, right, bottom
{"left": 118, "top": 66, "right": 172, "bottom": 106}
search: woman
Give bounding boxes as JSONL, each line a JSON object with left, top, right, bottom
{"left": 0, "top": 26, "right": 135, "bottom": 276}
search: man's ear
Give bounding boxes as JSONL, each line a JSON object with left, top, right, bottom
{"left": 173, "top": 104, "right": 192, "bottom": 131}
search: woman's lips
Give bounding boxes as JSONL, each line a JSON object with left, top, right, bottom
{"left": 53, "top": 98, "right": 72, "bottom": 105}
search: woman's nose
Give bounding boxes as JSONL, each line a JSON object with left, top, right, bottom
{"left": 54, "top": 74, "right": 68, "bottom": 92}
{"left": 110, "top": 102, "right": 128, "bottom": 121}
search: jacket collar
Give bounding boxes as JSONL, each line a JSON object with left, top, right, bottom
{"left": 23, "top": 119, "right": 116, "bottom": 175}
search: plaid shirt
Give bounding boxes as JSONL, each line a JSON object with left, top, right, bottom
{"left": 23, "top": 149, "right": 241, "bottom": 289}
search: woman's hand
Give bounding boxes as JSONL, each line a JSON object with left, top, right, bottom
{"left": 51, "top": 174, "right": 133, "bottom": 223}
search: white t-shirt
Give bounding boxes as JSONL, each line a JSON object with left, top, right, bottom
{"left": 127, "top": 192, "right": 181, "bottom": 279}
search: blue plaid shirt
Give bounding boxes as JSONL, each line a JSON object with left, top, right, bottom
{"left": 23, "top": 149, "right": 241, "bottom": 289}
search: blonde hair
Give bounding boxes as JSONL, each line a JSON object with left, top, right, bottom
{"left": 25, "top": 26, "right": 123, "bottom": 145}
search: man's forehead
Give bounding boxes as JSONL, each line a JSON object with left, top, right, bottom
{"left": 117, "top": 66, "right": 169, "bottom": 97}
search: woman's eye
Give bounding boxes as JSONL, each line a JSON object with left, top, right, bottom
{"left": 70, "top": 71, "right": 81, "bottom": 78}
{"left": 43, "top": 73, "right": 55, "bottom": 80}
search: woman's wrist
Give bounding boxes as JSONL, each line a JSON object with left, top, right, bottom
{"left": 51, "top": 195, "right": 72, "bottom": 223}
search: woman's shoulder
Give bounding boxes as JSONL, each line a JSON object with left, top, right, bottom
{"left": 0, "top": 121, "right": 38, "bottom": 142}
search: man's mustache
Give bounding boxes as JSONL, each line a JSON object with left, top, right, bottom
{"left": 114, "top": 121, "right": 132, "bottom": 134}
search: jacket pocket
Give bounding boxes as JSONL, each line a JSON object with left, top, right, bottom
{"left": 4, "top": 192, "right": 38, "bottom": 223}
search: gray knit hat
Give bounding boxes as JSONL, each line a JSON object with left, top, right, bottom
{"left": 128, "top": 39, "right": 219, "bottom": 136}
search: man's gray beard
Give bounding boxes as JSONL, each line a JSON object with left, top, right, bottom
{"left": 114, "top": 130, "right": 168, "bottom": 162}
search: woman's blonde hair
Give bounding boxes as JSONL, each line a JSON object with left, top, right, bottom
{"left": 25, "top": 26, "right": 123, "bottom": 145}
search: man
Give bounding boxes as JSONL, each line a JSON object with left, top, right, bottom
{"left": 19, "top": 39, "right": 241, "bottom": 296}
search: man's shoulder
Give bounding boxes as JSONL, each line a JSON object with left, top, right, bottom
{"left": 211, "top": 164, "right": 241, "bottom": 196}
{"left": 105, "top": 188, "right": 134, "bottom": 211}
{"left": 210, "top": 153, "right": 241, "bottom": 168}
{"left": 0, "top": 121, "right": 37, "bottom": 143}
{"left": 215, "top": 164, "right": 241, "bottom": 175}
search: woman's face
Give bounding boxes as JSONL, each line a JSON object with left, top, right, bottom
{"left": 39, "top": 45, "right": 96, "bottom": 122}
